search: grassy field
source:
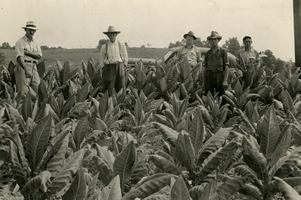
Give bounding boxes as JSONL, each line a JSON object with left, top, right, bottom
{"left": 0, "top": 47, "right": 168, "bottom": 66}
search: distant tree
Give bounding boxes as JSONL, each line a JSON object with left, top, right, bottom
{"left": 97, "top": 39, "right": 108, "bottom": 51}
{"left": 0, "top": 52, "right": 5, "bottom": 64}
{"left": 168, "top": 40, "right": 184, "bottom": 48}
{"left": 140, "top": 45, "right": 146, "bottom": 48}
{"left": 1, "top": 42, "right": 11, "bottom": 49}
{"left": 41, "top": 45, "right": 49, "bottom": 50}
{"left": 222, "top": 37, "right": 241, "bottom": 57}
{"left": 194, "top": 38, "right": 210, "bottom": 48}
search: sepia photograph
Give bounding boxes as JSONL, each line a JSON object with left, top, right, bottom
{"left": 0, "top": 0, "right": 300, "bottom": 199}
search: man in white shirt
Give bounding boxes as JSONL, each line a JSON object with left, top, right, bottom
{"left": 15, "top": 21, "right": 42, "bottom": 97}
{"left": 99, "top": 26, "right": 128, "bottom": 96}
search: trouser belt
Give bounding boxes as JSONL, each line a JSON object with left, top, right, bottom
{"left": 24, "top": 60, "right": 37, "bottom": 64}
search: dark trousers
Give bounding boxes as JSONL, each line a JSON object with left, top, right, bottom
{"left": 204, "top": 70, "right": 224, "bottom": 96}
{"left": 102, "top": 63, "right": 125, "bottom": 96}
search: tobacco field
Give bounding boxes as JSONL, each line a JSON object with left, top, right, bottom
{"left": 0, "top": 58, "right": 301, "bottom": 200}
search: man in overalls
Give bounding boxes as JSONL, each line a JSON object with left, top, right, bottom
{"left": 99, "top": 26, "right": 128, "bottom": 96}
{"left": 203, "top": 31, "right": 229, "bottom": 96}
{"left": 15, "top": 21, "right": 42, "bottom": 97}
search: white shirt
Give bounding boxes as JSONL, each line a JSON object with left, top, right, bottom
{"left": 177, "top": 45, "right": 202, "bottom": 67}
{"left": 15, "top": 36, "right": 42, "bottom": 62}
{"left": 99, "top": 40, "right": 128, "bottom": 67}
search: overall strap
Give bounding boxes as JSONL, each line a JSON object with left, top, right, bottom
{"left": 105, "top": 42, "right": 109, "bottom": 61}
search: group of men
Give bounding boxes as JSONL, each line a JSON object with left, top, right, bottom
{"left": 15, "top": 21, "right": 258, "bottom": 97}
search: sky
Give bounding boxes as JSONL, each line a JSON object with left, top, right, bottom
{"left": 0, "top": 0, "right": 294, "bottom": 60}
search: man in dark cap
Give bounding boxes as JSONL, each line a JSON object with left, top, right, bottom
{"left": 203, "top": 31, "right": 229, "bottom": 96}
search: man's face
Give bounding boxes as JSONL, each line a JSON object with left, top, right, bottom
{"left": 209, "top": 38, "right": 219, "bottom": 48}
{"left": 107, "top": 33, "right": 118, "bottom": 42}
{"left": 25, "top": 28, "right": 36, "bottom": 39}
{"left": 244, "top": 38, "right": 252, "bottom": 48}
{"left": 185, "top": 36, "right": 194, "bottom": 46}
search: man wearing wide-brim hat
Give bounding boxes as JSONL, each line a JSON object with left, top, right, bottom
{"left": 15, "top": 21, "right": 42, "bottom": 97}
{"left": 99, "top": 26, "right": 128, "bottom": 96}
{"left": 203, "top": 31, "right": 229, "bottom": 96}
{"left": 176, "top": 31, "right": 202, "bottom": 86}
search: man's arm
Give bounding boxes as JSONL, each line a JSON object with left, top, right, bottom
{"left": 99, "top": 44, "right": 106, "bottom": 68}
{"left": 121, "top": 42, "right": 128, "bottom": 66}
{"left": 15, "top": 40, "right": 30, "bottom": 76}
{"left": 222, "top": 49, "right": 230, "bottom": 88}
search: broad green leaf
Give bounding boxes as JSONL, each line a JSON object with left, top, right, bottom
{"left": 94, "top": 144, "right": 115, "bottom": 170}
{"left": 27, "top": 114, "right": 53, "bottom": 171}
{"left": 217, "top": 175, "right": 244, "bottom": 199}
{"left": 170, "top": 176, "right": 190, "bottom": 200}
{"left": 124, "top": 173, "right": 177, "bottom": 199}
{"left": 130, "top": 159, "right": 148, "bottom": 184}
{"left": 198, "top": 182, "right": 218, "bottom": 200}
{"left": 234, "top": 165, "right": 262, "bottom": 188}
{"left": 269, "top": 146, "right": 301, "bottom": 177}
{"left": 175, "top": 132, "right": 195, "bottom": 173}
{"left": 38, "top": 79, "right": 48, "bottom": 104}
{"left": 189, "top": 109, "right": 205, "bottom": 154}
{"left": 239, "top": 184, "right": 262, "bottom": 200}
{"left": 21, "top": 170, "right": 51, "bottom": 193}
{"left": 62, "top": 168, "right": 88, "bottom": 200}
{"left": 198, "top": 128, "right": 232, "bottom": 164}
{"left": 269, "top": 125, "right": 292, "bottom": 167}
{"left": 61, "top": 95, "right": 76, "bottom": 117}
{"left": 37, "top": 130, "right": 69, "bottom": 171}
{"left": 47, "top": 132, "right": 70, "bottom": 175}
{"left": 243, "top": 135, "right": 267, "bottom": 179}
{"left": 73, "top": 115, "right": 90, "bottom": 149}
{"left": 48, "top": 149, "right": 85, "bottom": 197}
{"left": 279, "top": 89, "right": 295, "bottom": 113}
{"left": 258, "top": 106, "right": 281, "bottom": 158}
{"left": 153, "top": 122, "right": 179, "bottom": 146}
{"left": 199, "top": 141, "right": 238, "bottom": 180}
{"left": 113, "top": 141, "right": 136, "bottom": 191}
{"left": 87, "top": 60, "right": 96, "bottom": 82}
{"left": 86, "top": 173, "right": 99, "bottom": 200}
{"left": 99, "top": 175, "right": 122, "bottom": 200}
{"left": 21, "top": 91, "right": 32, "bottom": 121}
{"left": 5, "top": 103, "right": 26, "bottom": 131}
{"left": 76, "top": 82, "right": 91, "bottom": 102}
{"left": 282, "top": 177, "right": 301, "bottom": 187}
{"left": 149, "top": 154, "right": 180, "bottom": 175}
{"left": 68, "top": 102, "right": 90, "bottom": 118}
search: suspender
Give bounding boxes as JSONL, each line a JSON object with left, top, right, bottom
{"left": 104, "top": 41, "right": 123, "bottom": 63}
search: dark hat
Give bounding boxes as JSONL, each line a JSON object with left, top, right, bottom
{"left": 207, "top": 31, "right": 222, "bottom": 40}
{"left": 183, "top": 31, "right": 197, "bottom": 40}
{"left": 103, "top": 26, "right": 121, "bottom": 34}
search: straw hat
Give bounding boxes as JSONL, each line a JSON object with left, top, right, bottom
{"left": 22, "top": 21, "right": 38, "bottom": 30}
{"left": 207, "top": 31, "right": 222, "bottom": 40}
{"left": 103, "top": 26, "right": 121, "bottom": 34}
{"left": 183, "top": 31, "right": 197, "bottom": 40}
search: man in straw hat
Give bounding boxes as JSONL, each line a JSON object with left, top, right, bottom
{"left": 15, "top": 21, "right": 42, "bottom": 97}
{"left": 176, "top": 31, "right": 202, "bottom": 91}
{"left": 99, "top": 26, "right": 128, "bottom": 96}
{"left": 203, "top": 31, "right": 229, "bottom": 96}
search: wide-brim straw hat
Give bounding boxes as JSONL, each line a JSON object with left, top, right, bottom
{"left": 22, "top": 21, "right": 38, "bottom": 30}
{"left": 207, "top": 31, "right": 222, "bottom": 40}
{"left": 103, "top": 26, "right": 121, "bottom": 34}
{"left": 183, "top": 31, "right": 197, "bottom": 40}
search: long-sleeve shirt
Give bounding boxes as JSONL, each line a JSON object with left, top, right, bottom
{"left": 15, "top": 35, "right": 42, "bottom": 62}
{"left": 99, "top": 40, "right": 128, "bottom": 67}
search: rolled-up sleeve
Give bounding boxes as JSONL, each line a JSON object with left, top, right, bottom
{"left": 120, "top": 42, "right": 128, "bottom": 66}
{"left": 15, "top": 40, "right": 24, "bottom": 59}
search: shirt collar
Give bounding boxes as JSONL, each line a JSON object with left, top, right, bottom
{"left": 23, "top": 35, "right": 34, "bottom": 42}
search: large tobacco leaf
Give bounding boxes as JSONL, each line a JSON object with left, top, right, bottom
{"left": 113, "top": 141, "right": 136, "bottom": 191}
{"left": 27, "top": 114, "right": 54, "bottom": 171}
{"left": 48, "top": 149, "right": 85, "bottom": 197}
{"left": 170, "top": 176, "right": 190, "bottom": 200}
{"left": 62, "top": 168, "right": 88, "bottom": 200}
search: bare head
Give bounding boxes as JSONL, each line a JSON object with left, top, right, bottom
{"left": 243, "top": 36, "right": 252, "bottom": 50}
